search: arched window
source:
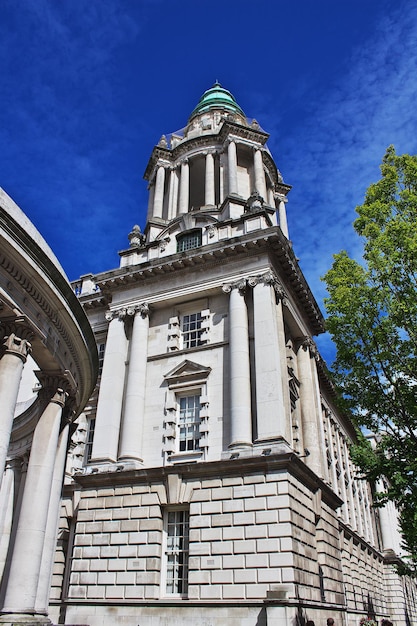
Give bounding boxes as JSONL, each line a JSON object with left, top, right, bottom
{"left": 176, "top": 229, "right": 202, "bottom": 253}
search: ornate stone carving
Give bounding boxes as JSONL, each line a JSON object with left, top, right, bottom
{"left": 105, "top": 308, "right": 127, "bottom": 322}
{"left": 126, "top": 303, "right": 150, "bottom": 319}
{"left": 1, "top": 332, "right": 32, "bottom": 362}
{"left": 36, "top": 371, "right": 73, "bottom": 407}
{"left": 206, "top": 224, "right": 216, "bottom": 238}
{"left": 222, "top": 279, "right": 247, "bottom": 295}
{"left": 128, "top": 225, "right": 145, "bottom": 248}
{"left": 244, "top": 190, "right": 264, "bottom": 212}
{"left": 245, "top": 271, "right": 288, "bottom": 305}
{"left": 158, "top": 237, "right": 170, "bottom": 253}
{"left": 298, "top": 336, "right": 319, "bottom": 360}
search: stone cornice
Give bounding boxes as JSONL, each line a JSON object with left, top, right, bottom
{"left": 74, "top": 451, "right": 343, "bottom": 510}
{"left": 339, "top": 520, "right": 386, "bottom": 561}
{"left": 86, "top": 226, "right": 324, "bottom": 336}
{"left": 0, "top": 198, "right": 98, "bottom": 414}
{"left": 316, "top": 357, "right": 357, "bottom": 442}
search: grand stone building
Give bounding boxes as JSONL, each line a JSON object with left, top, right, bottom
{"left": 1, "top": 85, "right": 416, "bottom": 626}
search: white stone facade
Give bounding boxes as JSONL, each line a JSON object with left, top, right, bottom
{"left": 3, "top": 84, "right": 414, "bottom": 626}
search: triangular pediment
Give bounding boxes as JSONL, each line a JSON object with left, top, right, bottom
{"left": 164, "top": 359, "right": 211, "bottom": 385}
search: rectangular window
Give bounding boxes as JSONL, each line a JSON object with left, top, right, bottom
{"left": 84, "top": 417, "right": 96, "bottom": 463}
{"left": 98, "top": 343, "right": 105, "bottom": 375}
{"left": 165, "top": 509, "right": 189, "bottom": 595}
{"left": 182, "top": 312, "right": 203, "bottom": 348}
{"left": 179, "top": 395, "right": 200, "bottom": 452}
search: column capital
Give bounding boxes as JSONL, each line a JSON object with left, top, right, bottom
{"left": 0, "top": 317, "right": 35, "bottom": 341}
{"left": 1, "top": 332, "right": 32, "bottom": 363}
{"left": 296, "top": 336, "right": 319, "bottom": 360}
{"left": 105, "top": 307, "right": 128, "bottom": 322}
{"left": 222, "top": 278, "right": 247, "bottom": 295}
{"left": 35, "top": 371, "right": 73, "bottom": 405}
{"left": 126, "top": 302, "right": 150, "bottom": 319}
{"left": 247, "top": 271, "right": 287, "bottom": 303}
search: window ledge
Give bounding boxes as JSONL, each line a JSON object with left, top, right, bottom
{"left": 168, "top": 451, "right": 203, "bottom": 464}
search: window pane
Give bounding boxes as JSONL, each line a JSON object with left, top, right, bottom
{"left": 165, "top": 510, "right": 189, "bottom": 594}
{"left": 84, "top": 418, "right": 96, "bottom": 463}
{"left": 179, "top": 395, "right": 200, "bottom": 452}
{"left": 177, "top": 231, "right": 202, "bottom": 253}
{"left": 182, "top": 312, "right": 203, "bottom": 348}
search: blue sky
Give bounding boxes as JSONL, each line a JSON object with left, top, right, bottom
{"left": 1, "top": 0, "right": 417, "bottom": 364}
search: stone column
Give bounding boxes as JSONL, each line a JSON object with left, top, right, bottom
{"left": 153, "top": 164, "right": 166, "bottom": 219}
{"left": 0, "top": 459, "right": 18, "bottom": 582}
{"left": 253, "top": 148, "right": 267, "bottom": 201}
{"left": 118, "top": 303, "right": 150, "bottom": 463}
{"left": 0, "top": 380, "right": 68, "bottom": 618}
{"left": 227, "top": 140, "right": 238, "bottom": 196}
{"left": 251, "top": 273, "right": 287, "bottom": 443}
{"left": 223, "top": 281, "right": 252, "bottom": 448}
{"left": 297, "top": 338, "right": 325, "bottom": 477}
{"left": 146, "top": 181, "right": 155, "bottom": 222}
{"left": 91, "top": 309, "right": 128, "bottom": 463}
{"left": 278, "top": 198, "right": 289, "bottom": 238}
{"left": 35, "top": 419, "right": 71, "bottom": 614}
{"left": 167, "top": 167, "right": 179, "bottom": 220}
{"left": 0, "top": 328, "right": 32, "bottom": 483}
{"left": 205, "top": 151, "right": 215, "bottom": 206}
{"left": 219, "top": 151, "right": 226, "bottom": 203}
{"left": 178, "top": 159, "right": 189, "bottom": 214}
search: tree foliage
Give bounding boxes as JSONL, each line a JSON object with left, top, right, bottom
{"left": 323, "top": 146, "right": 417, "bottom": 574}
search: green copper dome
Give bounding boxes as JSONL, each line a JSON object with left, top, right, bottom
{"left": 189, "top": 82, "right": 245, "bottom": 121}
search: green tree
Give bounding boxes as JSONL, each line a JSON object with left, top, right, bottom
{"left": 323, "top": 146, "right": 417, "bottom": 575}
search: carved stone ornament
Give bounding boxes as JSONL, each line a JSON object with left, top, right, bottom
{"left": 244, "top": 190, "right": 264, "bottom": 213}
{"left": 126, "top": 303, "right": 150, "bottom": 319}
{"left": 245, "top": 271, "right": 287, "bottom": 304}
{"left": 158, "top": 135, "right": 168, "bottom": 148}
{"left": 105, "top": 308, "right": 127, "bottom": 322}
{"left": 206, "top": 224, "right": 216, "bottom": 238}
{"left": 222, "top": 279, "right": 247, "bottom": 295}
{"left": 159, "top": 237, "right": 170, "bottom": 252}
{"left": 299, "top": 336, "right": 319, "bottom": 359}
{"left": 128, "top": 224, "right": 145, "bottom": 248}
{"left": 51, "top": 387, "right": 69, "bottom": 408}
{"left": 36, "top": 372, "right": 73, "bottom": 407}
{"left": 2, "top": 333, "right": 32, "bottom": 362}
{"left": 247, "top": 276, "right": 259, "bottom": 288}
